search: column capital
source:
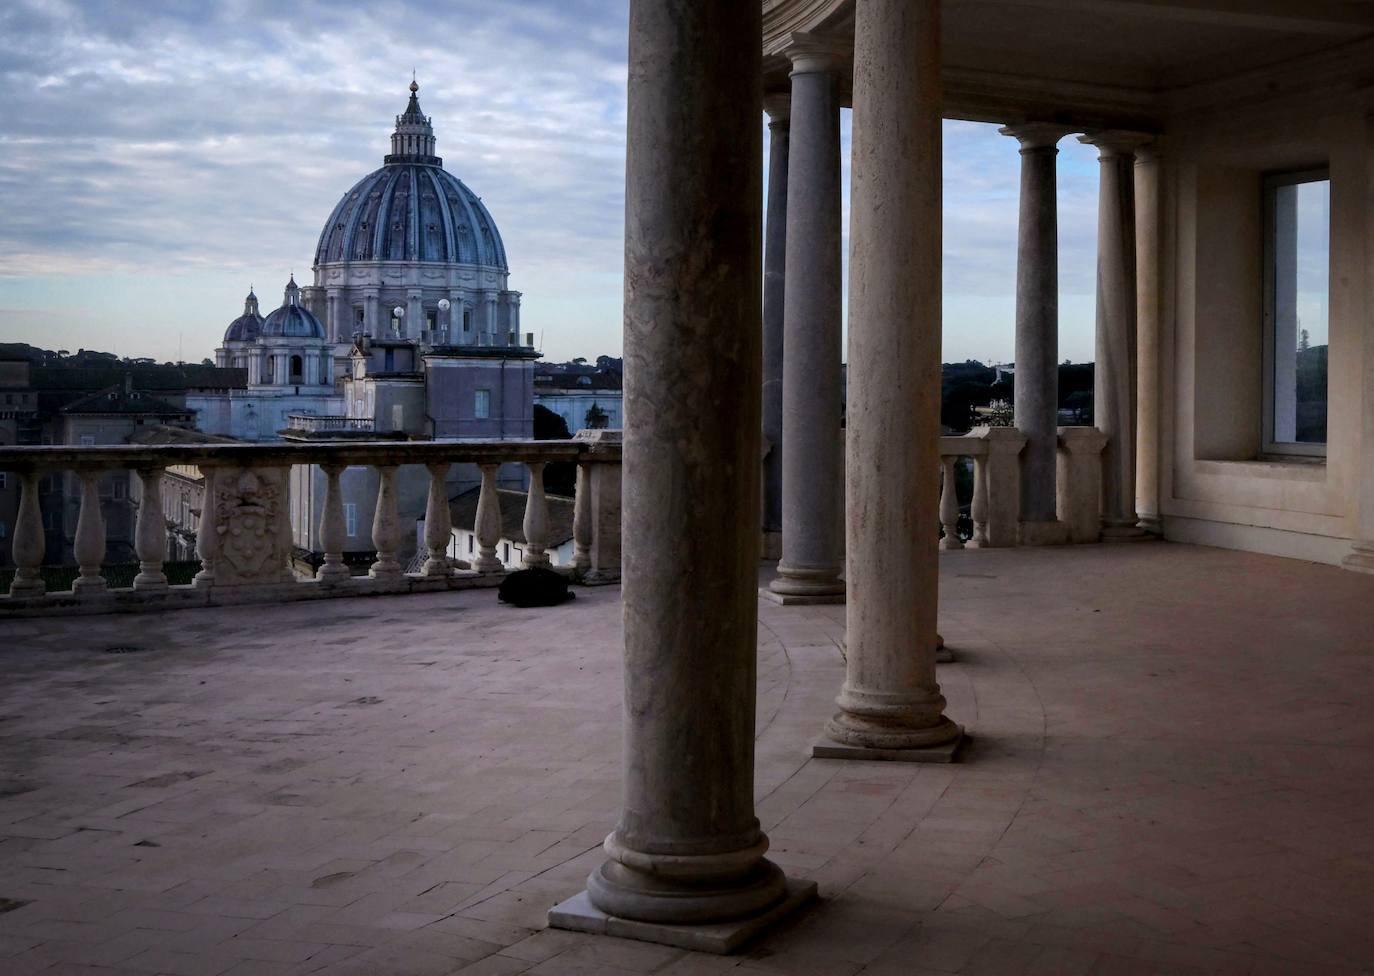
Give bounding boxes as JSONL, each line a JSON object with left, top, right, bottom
{"left": 1134, "top": 139, "right": 1164, "bottom": 164}
{"left": 781, "top": 31, "right": 848, "bottom": 76}
{"left": 998, "top": 122, "right": 1076, "bottom": 151}
{"left": 763, "top": 93, "right": 791, "bottom": 125}
{"left": 1078, "top": 129, "right": 1155, "bottom": 158}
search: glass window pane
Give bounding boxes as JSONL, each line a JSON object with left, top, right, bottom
{"left": 1271, "top": 177, "right": 1329, "bottom": 446}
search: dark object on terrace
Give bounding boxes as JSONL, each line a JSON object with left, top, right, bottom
{"left": 498, "top": 568, "right": 575, "bottom": 608}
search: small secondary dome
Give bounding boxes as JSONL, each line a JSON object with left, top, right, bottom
{"left": 223, "top": 288, "right": 264, "bottom": 342}
{"left": 261, "top": 276, "right": 326, "bottom": 339}
{"left": 312, "top": 80, "right": 508, "bottom": 269}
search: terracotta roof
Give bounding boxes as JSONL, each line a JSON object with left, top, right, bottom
{"left": 448, "top": 486, "right": 574, "bottom": 546}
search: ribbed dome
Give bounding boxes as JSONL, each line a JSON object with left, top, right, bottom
{"left": 261, "top": 277, "right": 326, "bottom": 339}
{"left": 313, "top": 164, "right": 508, "bottom": 268}
{"left": 312, "top": 82, "right": 508, "bottom": 269}
{"left": 224, "top": 288, "right": 264, "bottom": 342}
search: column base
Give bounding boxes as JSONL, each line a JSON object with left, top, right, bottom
{"left": 1343, "top": 542, "right": 1374, "bottom": 575}
{"left": 936, "top": 633, "right": 953, "bottom": 664}
{"left": 765, "top": 565, "right": 845, "bottom": 605}
{"left": 812, "top": 729, "right": 966, "bottom": 763}
{"left": 1137, "top": 514, "right": 1163, "bottom": 535}
{"left": 1100, "top": 523, "right": 1154, "bottom": 543}
{"left": 1018, "top": 519, "right": 1069, "bottom": 547}
{"left": 760, "top": 587, "right": 845, "bottom": 606}
{"left": 549, "top": 878, "right": 817, "bottom": 955}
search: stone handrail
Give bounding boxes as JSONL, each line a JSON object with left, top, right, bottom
{"left": 0, "top": 433, "right": 622, "bottom": 616}
{"left": 286, "top": 413, "right": 375, "bottom": 433}
{"left": 938, "top": 426, "right": 1026, "bottom": 549}
{"left": 937, "top": 425, "right": 1108, "bottom": 548}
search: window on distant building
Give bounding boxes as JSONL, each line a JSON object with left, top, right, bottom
{"left": 112, "top": 479, "right": 127, "bottom": 500}
{"left": 1263, "top": 169, "right": 1330, "bottom": 456}
{"left": 0, "top": 472, "right": 7, "bottom": 489}
{"left": 468, "top": 533, "right": 474, "bottom": 553}
{"left": 344, "top": 502, "right": 358, "bottom": 537}
{"left": 503, "top": 542, "right": 510, "bottom": 562}
{"left": 79, "top": 435, "right": 95, "bottom": 446}
{"left": 463, "top": 308, "right": 473, "bottom": 333}
{"left": 426, "top": 310, "right": 437, "bottom": 331}
{"left": 290, "top": 355, "right": 303, "bottom": 381}
{"left": 475, "top": 388, "right": 491, "bottom": 420}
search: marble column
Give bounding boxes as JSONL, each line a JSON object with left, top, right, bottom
{"left": 1000, "top": 123, "right": 1074, "bottom": 544}
{"left": 326, "top": 290, "right": 340, "bottom": 342}
{"left": 364, "top": 290, "right": 380, "bottom": 337}
{"left": 1135, "top": 144, "right": 1163, "bottom": 534}
{"left": 407, "top": 290, "right": 423, "bottom": 340}
{"left": 1080, "top": 131, "right": 1152, "bottom": 540}
{"left": 815, "top": 0, "right": 961, "bottom": 762}
{"left": 761, "top": 94, "right": 790, "bottom": 562}
{"left": 767, "top": 36, "right": 845, "bottom": 605}
{"left": 550, "top": 0, "right": 812, "bottom": 949}
{"left": 448, "top": 289, "right": 463, "bottom": 337}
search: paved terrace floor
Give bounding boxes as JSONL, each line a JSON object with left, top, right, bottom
{"left": 2, "top": 543, "right": 1373, "bottom": 976}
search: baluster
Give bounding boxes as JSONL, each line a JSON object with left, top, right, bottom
{"left": 969, "top": 455, "right": 990, "bottom": 548}
{"left": 72, "top": 470, "right": 107, "bottom": 593}
{"left": 571, "top": 461, "right": 592, "bottom": 573}
{"left": 422, "top": 462, "right": 453, "bottom": 576}
{"left": 369, "top": 464, "right": 402, "bottom": 580}
{"left": 9, "top": 469, "right": 45, "bottom": 598}
{"left": 193, "top": 467, "right": 219, "bottom": 587}
{"left": 133, "top": 466, "right": 168, "bottom": 590}
{"left": 317, "top": 464, "right": 350, "bottom": 582}
{"left": 522, "top": 461, "right": 550, "bottom": 568}
{"left": 939, "top": 455, "right": 963, "bottom": 550}
{"left": 473, "top": 463, "right": 504, "bottom": 573}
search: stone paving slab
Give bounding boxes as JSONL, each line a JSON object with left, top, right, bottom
{"left": 1, "top": 543, "right": 1373, "bottom": 973}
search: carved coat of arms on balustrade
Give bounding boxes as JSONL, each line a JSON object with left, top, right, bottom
{"left": 212, "top": 468, "right": 294, "bottom": 586}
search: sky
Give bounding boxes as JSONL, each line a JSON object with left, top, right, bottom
{"left": 0, "top": 0, "right": 1106, "bottom": 366}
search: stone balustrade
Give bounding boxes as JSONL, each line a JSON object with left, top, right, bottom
{"left": 285, "top": 413, "right": 376, "bottom": 433}
{"left": 0, "top": 433, "right": 621, "bottom": 617}
{"left": 938, "top": 425, "right": 1109, "bottom": 549}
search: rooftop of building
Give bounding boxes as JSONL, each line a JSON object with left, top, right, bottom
{"left": 28, "top": 365, "right": 248, "bottom": 393}
{"left": 449, "top": 485, "right": 575, "bottom": 547}
{"left": 59, "top": 385, "right": 194, "bottom": 418}
{"left": 1, "top": 543, "right": 1371, "bottom": 974}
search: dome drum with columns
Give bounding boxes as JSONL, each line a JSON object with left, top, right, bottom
{"left": 301, "top": 81, "right": 522, "bottom": 354}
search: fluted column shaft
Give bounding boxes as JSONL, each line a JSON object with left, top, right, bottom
{"left": 1001, "top": 124, "right": 1073, "bottom": 531}
{"left": 579, "top": 0, "right": 791, "bottom": 928}
{"left": 761, "top": 96, "right": 790, "bottom": 557}
{"left": 769, "top": 41, "right": 845, "bottom": 602}
{"left": 1081, "top": 131, "right": 1151, "bottom": 539}
{"left": 820, "top": 0, "right": 961, "bottom": 757}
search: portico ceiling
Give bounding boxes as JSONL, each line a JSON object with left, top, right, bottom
{"left": 763, "top": 0, "right": 1374, "bottom": 129}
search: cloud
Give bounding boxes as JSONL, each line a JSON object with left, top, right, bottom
{"left": 0, "top": 0, "right": 1103, "bottom": 364}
